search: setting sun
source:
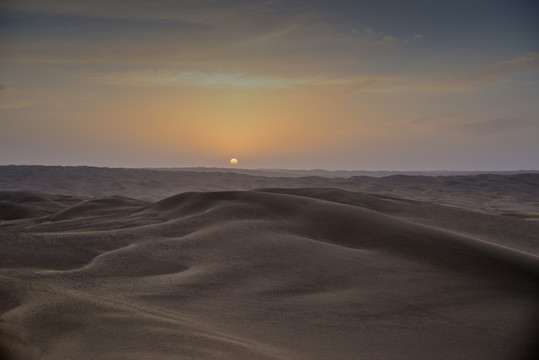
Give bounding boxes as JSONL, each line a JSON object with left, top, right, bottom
{"left": 230, "top": 158, "right": 238, "bottom": 165}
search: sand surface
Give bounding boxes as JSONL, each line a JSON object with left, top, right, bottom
{"left": 1, "top": 166, "right": 538, "bottom": 217}
{"left": 1, "top": 167, "right": 538, "bottom": 359}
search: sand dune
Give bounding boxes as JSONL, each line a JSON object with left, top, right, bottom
{"left": 1, "top": 185, "right": 538, "bottom": 359}
{"left": 1, "top": 166, "right": 538, "bottom": 217}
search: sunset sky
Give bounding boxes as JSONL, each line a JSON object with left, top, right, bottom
{"left": 1, "top": 0, "right": 538, "bottom": 170}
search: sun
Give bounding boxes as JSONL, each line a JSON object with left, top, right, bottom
{"left": 230, "top": 158, "right": 238, "bottom": 165}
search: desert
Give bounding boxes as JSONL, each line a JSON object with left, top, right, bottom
{"left": 1, "top": 166, "right": 538, "bottom": 359}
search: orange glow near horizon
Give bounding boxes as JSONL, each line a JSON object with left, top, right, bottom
{"left": 90, "top": 86, "right": 359, "bottom": 160}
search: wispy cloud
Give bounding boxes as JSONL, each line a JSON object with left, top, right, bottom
{"left": 379, "top": 35, "right": 398, "bottom": 47}
{"left": 5, "top": 0, "right": 251, "bottom": 24}
{"left": 370, "top": 51, "right": 539, "bottom": 93}
{"left": 0, "top": 83, "right": 15, "bottom": 94}
{"left": 0, "top": 101, "right": 34, "bottom": 110}
{"left": 1, "top": 0, "right": 407, "bottom": 75}
{"left": 89, "top": 70, "right": 309, "bottom": 89}
{"left": 430, "top": 51, "right": 539, "bottom": 91}
{"left": 74, "top": 51, "right": 537, "bottom": 95}
{"left": 490, "top": 51, "right": 539, "bottom": 67}
{"left": 406, "top": 115, "right": 538, "bottom": 135}
{"left": 405, "top": 113, "right": 460, "bottom": 125}
{"left": 456, "top": 118, "right": 538, "bottom": 134}
{"left": 85, "top": 69, "right": 398, "bottom": 93}
{"left": 1, "top": 26, "right": 399, "bottom": 74}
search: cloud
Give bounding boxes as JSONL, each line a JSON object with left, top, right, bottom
{"left": 405, "top": 113, "right": 460, "bottom": 125}
{"left": 456, "top": 118, "right": 538, "bottom": 134}
{"left": 0, "top": 83, "right": 15, "bottom": 94}
{"left": 5, "top": 0, "right": 247, "bottom": 24}
{"left": 404, "top": 115, "right": 538, "bottom": 137}
{"left": 1, "top": 0, "right": 411, "bottom": 76}
{"left": 85, "top": 69, "right": 398, "bottom": 95}
{"left": 0, "top": 101, "right": 34, "bottom": 110}
{"left": 379, "top": 35, "right": 397, "bottom": 47}
{"left": 369, "top": 51, "right": 539, "bottom": 94}
{"left": 6, "top": 1, "right": 531, "bottom": 97}
{"left": 90, "top": 70, "right": 310, "bottom": 89}
{"left": 317, "top": 76, "right": 399, "bottom": 95}
{"left": 0, "top": 24, "right": 389, "bottom": 75}
{"left": 426, "top": 51, "right": 539, "bottom": 92}
{"left": 491, "top": 51, "right": 539, "bottom": 67}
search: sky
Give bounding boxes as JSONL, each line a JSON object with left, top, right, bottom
{"left": 1, "top": 0, "right": 538, "bottom": 170}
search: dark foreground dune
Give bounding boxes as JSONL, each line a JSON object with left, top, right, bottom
{"left": 1, "top": 186, "right": 538, "bottom": 359}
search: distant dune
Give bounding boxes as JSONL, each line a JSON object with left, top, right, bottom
{"left": 153, "top": 166, "right": 539, "bottom": 178}
{"left": 1, "top": 166, "right": 538, "bottom": 217}
{"left": 1, "top": 167, "right": 538, "bottom": 359}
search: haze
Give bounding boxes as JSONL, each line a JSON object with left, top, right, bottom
{"left": 1, "top": 0, "right": 538, "bottom": 170}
